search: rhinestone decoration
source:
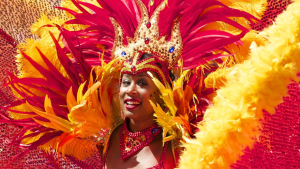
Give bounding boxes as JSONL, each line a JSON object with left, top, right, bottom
{"left": 146, "top": 21, "right": 151, "bottom": 28}
{"left": 232, "top": 82, "right": 300, "bottom": 168}
{"left": 252, "top": 0, "right": 292, "bottom": 31}
{"left": 121, "top": 51, "right": 126, "bottom": 56}
{"left": 149, "top": 0, "right": 154, "bottom": 6}
{"left": 151, "top": 128, "right": 158, "bottom": 134}
{"left": 145, "top": 38, "right": 150, "bottom": 44}
{"left": 110, "top": 0, "right": 183, "bottom": 67}
{"left": 122, "top": 58, "right": 169, "bottom": 86}
{"left": 119, "top": 119, "right": 162, "bottom": 160}
{"left": 131, "top": 65, "right": 136, "bottom": 72}
{"left": 169, "top": 46, "right": 175, "bottom": 53}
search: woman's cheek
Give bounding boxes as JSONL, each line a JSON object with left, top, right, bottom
{"left": 119, "top": 87, "right": 126, "bottom": 97}
{"left": 144, "top": 90, "right": 156, "bottom": 104}
{"left": 119, "top": 88, "right": 126, "bottom": 106}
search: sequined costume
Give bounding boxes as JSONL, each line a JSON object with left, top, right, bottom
{"left": 1, "top": 0, "right": 300, "bottom": 168}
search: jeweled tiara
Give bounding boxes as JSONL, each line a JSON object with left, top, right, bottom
{"left": 110, "top": 0, "right": 183, "bottom": 68}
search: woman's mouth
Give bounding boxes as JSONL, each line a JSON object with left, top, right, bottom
{"left": 124, "top": 99, "right": 141, "bottom": 109}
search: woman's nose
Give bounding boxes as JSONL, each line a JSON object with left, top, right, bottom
{"left": 126, "top": 82, "right": 137, "bottom": 95}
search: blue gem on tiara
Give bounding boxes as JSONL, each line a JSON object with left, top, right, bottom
{"left": 121, "top": 51, "right": 126, "bottom": 56}
{"left": 151, "top": 128, "right": 158, "bottom": 134}
{"left": 169, "top": 46, "right": 175, "bottom": 53}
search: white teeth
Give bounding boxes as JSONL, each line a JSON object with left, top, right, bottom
{"left": 126, "top": 101, "right": 140, "bottom": 105}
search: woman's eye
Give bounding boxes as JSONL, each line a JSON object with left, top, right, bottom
{"left": 122, "top": 81, "right": 130, "bottom": 86}
{"left": 137, "top": 82, "right": 147, "bottom": 86}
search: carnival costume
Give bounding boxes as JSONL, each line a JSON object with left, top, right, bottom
{"left": 1, "top": 0, "right": 300, "bottom": 168}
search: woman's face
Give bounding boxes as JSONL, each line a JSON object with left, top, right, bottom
{"left": 119, "top": 71, "right": 160, "bottom": 121}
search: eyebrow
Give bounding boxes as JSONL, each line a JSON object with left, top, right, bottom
{"left": 137, "top": 74, "right": 151, "bottom": 79}
{"left": 123, "top": 74, "right": 151, "bottom": 79}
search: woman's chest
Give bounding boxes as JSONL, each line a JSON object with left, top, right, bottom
{"left": 105, "top": 139, "right": 164, "bottom": 169}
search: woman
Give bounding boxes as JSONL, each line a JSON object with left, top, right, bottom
{"left": 105, "top": 69, "right": 175, "bottom": 168}
{"left": 3, "top": 0, "right": 300, "bottom": 168}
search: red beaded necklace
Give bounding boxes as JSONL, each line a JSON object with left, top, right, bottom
{"left": 120, "top": 119, "right": 162, "bottom": 160}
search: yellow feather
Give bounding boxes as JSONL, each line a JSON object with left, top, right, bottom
{"left": 174, "top": 70, "right": 190, "bottom": 87}
{"left": 21, "top": 130, "right": 46, "bottom": 145}
{"left": 179, "top": 0, "right": 300, "bottom": 168}
{"left": 66, "top": 87, "right": 78, "bottom": 113}
{"left": 205, "top": 31, "right": 267, "bottom": 90}
{"left": 32, "top": 117, "right": 57, "bottom": 130}
{"left": 61, "top": 0, "right": 101, "bottom": 17}
{"left": 220, "top": 0, "right": 267, "bottom": 19}
{"left": 44, "top": 95, "right": 56, "bottom": 115}
{"left": 149, "top": 71, "right": 194, "bottom": 143}
{"left": 26, "top": 100, "right": 75, "bottom": 133}
{"left": 77, "top": 81, "right": 87, "bottom": 102}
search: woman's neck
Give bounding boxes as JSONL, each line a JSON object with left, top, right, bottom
{"left": 128, "top": 117, "right": 156, "bottom": 132}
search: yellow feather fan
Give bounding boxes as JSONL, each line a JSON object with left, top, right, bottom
{"left": 21, "top": 58, "right": 123, "bottom": 159}
{"left": 10, "top": 0, "right": 95, "bottom": 120}
{"left": 179, "top": 0, "right": 300, "bottom": 168}
{"left": 67, "top": 58, "right": 122, "bottom": 139}
{"left": 8, "top": 0, "right": 121, "bottom": 161}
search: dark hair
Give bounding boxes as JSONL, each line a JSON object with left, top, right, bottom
{"left": 169, "top": 70, "right": 175, "bottom": 81}
{"left": 140, "top": 53, "right": 153, "bottom": 61}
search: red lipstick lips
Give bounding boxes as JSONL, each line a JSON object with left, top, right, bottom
{"left": 124, "top": 98, "right": 141, "bottom": 109}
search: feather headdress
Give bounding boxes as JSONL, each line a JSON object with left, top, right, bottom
{"left": 1, "top": 0, "right": 271, "bottom": 167}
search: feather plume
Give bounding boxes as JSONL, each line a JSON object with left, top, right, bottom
{"left": 179, "top": 0, "right": 300, "bottom": 168}
{"left": 220, "top": 0, "right": 267, "bottom": 19}
{"left": 148, "top": 70, "right": 205, "bottom": 143}
{"left": 3, "top": 0, "right": 270, "bottom": 166}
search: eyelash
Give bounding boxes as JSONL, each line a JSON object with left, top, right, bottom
{"left": 137, "top": 82, "right": 147, "bottom": 86}
{"left": 122, "top": 81, "right": 130, "bottom": 86}
{"left": 121, "top": 81, "right": 147, "bottom": 86}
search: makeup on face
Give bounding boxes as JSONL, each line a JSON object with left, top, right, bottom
{"left": 119, "top": 71, "right": 160, "bottom": 120}
{"left": 124, "top": 98, "right": 141, "bottom": 109}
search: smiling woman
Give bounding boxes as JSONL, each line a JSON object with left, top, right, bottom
{"left": 106, "top": 56, "right": 175, "bottom": 168}
{"left": 120, "top": 71, "right": 159, "bottom": 121}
